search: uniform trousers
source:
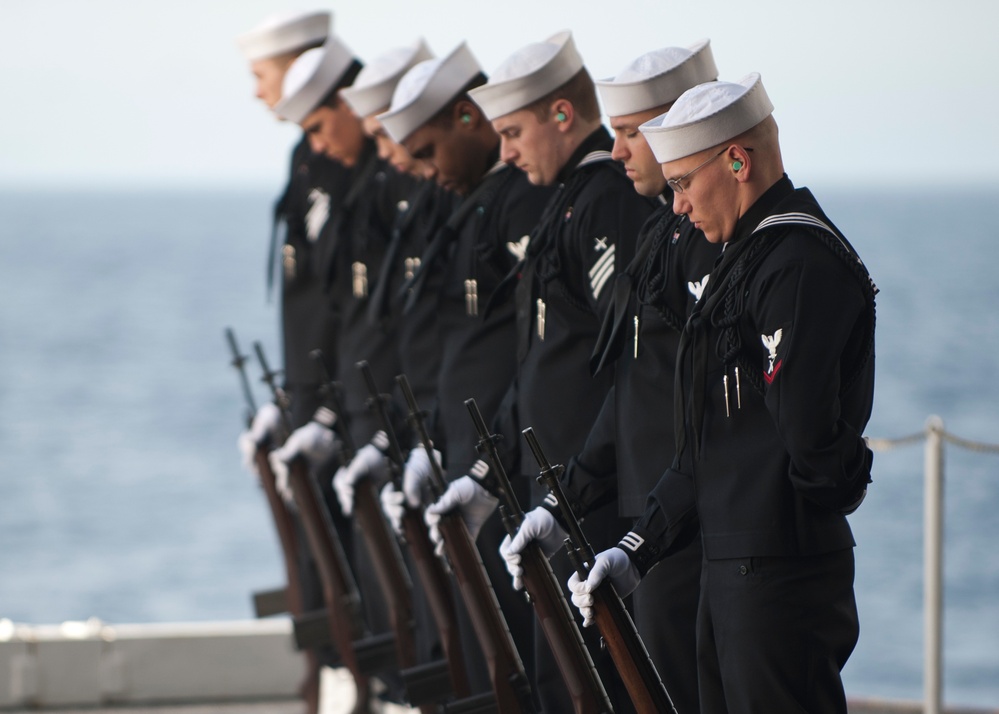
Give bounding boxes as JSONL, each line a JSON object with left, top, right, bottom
{"left": 697, "top": 548, "right": 859, "bottom": 714}
{"left": 633, "top": 534, "right": 702, "bottom": 714}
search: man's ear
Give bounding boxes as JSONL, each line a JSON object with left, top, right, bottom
{"left": 454, "top": 100, "right": 478, "bottom": 128}
{"left": 551, "top": 99, "right": 573, "bottom": 132}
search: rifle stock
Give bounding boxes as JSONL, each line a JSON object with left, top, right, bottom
{"left": 352, "top": 361, "right": 445, "bottom": 712}
{"left": 253, "top": 448, "right": 305, "bottom": 617}
{"left": 287, "top": 456, "right": 372, "bottom": 682}
{"left": 252, "top": 343, "right": 379, "bottom": 694}
{"left": 465, "top": 399, "right": 613, "bottom": 714}
{"left": 522, "top": 427, "right": 676, "bottom": 714}
{"left": 397, "top": 374, "right": 533, "bottom": 711}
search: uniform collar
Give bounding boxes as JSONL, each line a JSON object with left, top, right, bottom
{"left": 728, "top": 173, "right": 794, "bottom": 248}
{"left": 555, "top": 126, "right": 613, "bottom": 184}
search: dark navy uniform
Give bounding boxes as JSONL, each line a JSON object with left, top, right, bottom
{"left": 320, "top": 138, "right": 422, "bottom": 702}
{"left": 323, "top": 138, "right": 418, "bottom": 443}
{"left": 409, "top": 158, "right": 552, "bottom": 697}
{"left": 369, "top": 180, "right": 457, "bottom": 424}
{"left": 271, "top": 134, "right": 354, "bottom": 671}
{"left": 505, "top": 127, "right": 657, "bottom": 712}
{"left": 626, "top": 176, "right": 877, "bottom": 714}
{"left": 275, "top": 135, "right": 352, "bottom": 428}
{"left": 552, "top": 198, "right": 720, "bottom": 714}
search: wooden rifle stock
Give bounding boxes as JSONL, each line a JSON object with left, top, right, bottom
{"left": 351, "top": 360, "right": 435, "bottom": 710}
{"left": 287, "top": 456, "right": 371, "bottom": 684}
{"left": 252, "top": 344, "right": 374, "bottom": 691}
{"left": 253, "top": 448, "right": 304, "bottom": 618}
{"left": 397, "top": 376, "right": 534, "bottom": 712}
{"left": 465, "top": 399, "right": 613, "bottom": 714}
{"left": 522, "top": 428, "right": 676, "bottom": 714}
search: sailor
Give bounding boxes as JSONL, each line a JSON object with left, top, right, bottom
{"left": 571, "top": 73, "right": 877, "bottom": 713}
{"left": 498, "top": 41, "right": 722, "bottom": 714}
{"left": 336, "top": 38, "right": 462, "bottom": 688}
{"left": 375, "top": 41, "right": 553, "bottom": 698}
{"left": 234, "top": 13, "right": 347, "bottom": 713}
{"left": 427, "top": 31, "right": 658, "bottom": 711}
{"left": 235, "top": 11, "right": 347, "bottom": 433}
{"left": 270, "top": 34, "right": 421, "bottom": 709}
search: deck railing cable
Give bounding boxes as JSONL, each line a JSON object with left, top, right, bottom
{"left": 865, "top": 417, "right": 999, "bottom": 714}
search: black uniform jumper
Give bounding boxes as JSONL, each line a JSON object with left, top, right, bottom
{"left": 271, "top": 134, "right": 354, "bottom": 669}
{"left": 321, "top": 138, "right": 420, "bottom": 700}
{"left": 369, "top": 180, "right": 457, "bottom": 425}
{"left": 554, "top": 196, "right": 720, "bottom": 714}
{"left": 628, "top": 177, "right": 877, "bottom": 714}
{"left": 275, "top": 135, "right": 352, "bottom": 427}
{"left": 506, "top": 127, "right": 657, "bottom": 712}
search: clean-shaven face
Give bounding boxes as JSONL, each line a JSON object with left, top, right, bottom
{"left": 300, "top": 102, "right": 365, "bottom": 166}
{"left": 250, "top": 56, "right": 294, "bottom": 109}
{"left": 663, "top": 146, "right": 739, "bottom": 243}
{"left": 610, "top": 108, "right": 668, "bottom": 197}
{"left": 493, "top": 108, "right": 562, "bottom": 185}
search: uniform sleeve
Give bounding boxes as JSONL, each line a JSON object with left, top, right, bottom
{"left": 549, "top": 385, "right": 618, "bottom": 521}
{"left": 620, "top": 465, "right": 699, "bottom": 576}
{"left": 752, "top": 244, "right": 873, "bottom": 511}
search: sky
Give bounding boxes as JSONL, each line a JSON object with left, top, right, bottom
{"left": 1, "top": 0, "right": 997, "bottom": 192}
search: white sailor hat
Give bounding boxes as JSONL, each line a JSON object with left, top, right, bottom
{"left": 236, "top": 10, "right": 330, "bottom": 62}
{"left": 468, "top": 31, "right": 583, "bottom": 121}
{"left": 274, "top": 35, "right": 358, "bottom": 124}
{"left": 640, "top": 72, "right": 774, "bottom": 163}
{"left": 595, "top": 39, "right": 718, "bottom": 117}
{"left": 377, "top": 43, "right": 482, "bottom": 143}
{"left": 340, "top": 39, "right": 434, "bottom": 118}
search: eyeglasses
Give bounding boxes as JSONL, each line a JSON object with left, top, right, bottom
{"left": 666, "top": 147, "right": 753, "bottom": 194}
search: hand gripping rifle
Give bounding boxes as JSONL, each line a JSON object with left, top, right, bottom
{"left": 224, "top": 328, "right": 300, "bottom": 620}
{"left": 399, "top": 374, "right": 535, "bottom": 714}
{"left": 523, "top": 427, "right": 677, "bottom": 714}
{"left": 254, "top": 344, "right": 394, "bottom": 701}
{"left": 465, "top": 399, "right": 614, "bottom": 714}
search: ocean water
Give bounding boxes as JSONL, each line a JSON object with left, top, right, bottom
{"left": 1, "top": 185, "right": 997, "bottom": 708}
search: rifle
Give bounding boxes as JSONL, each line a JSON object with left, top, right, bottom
{"left": 523, "top": 427, "right": 677, "bottom": 714}
{"left": 353, "top": 361, "right": 454, "bottom": 714}
{"left": 466, "top": 398, "right": 614, "bottom": 714}
{"left": 397, "top": 379, "right": 535, "bottom": 714}
{"left": 395, "top": 374, "right": 508, "bottom": 699}
{"left": 254, "top": 343, "right": 391, "bottom": 702}
{"left": 352, "top": 369, "right": 474, "bottom": 706}
{"left": 225, "top": 328, "right": 300, "bottom": 619}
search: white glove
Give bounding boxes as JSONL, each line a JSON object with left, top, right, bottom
{"left": 568, "top": 547, "right": 641, "bottom": 627}
{"left": 271, "top": 421, "right": 338, "bottom": 467}
{"left": 380, "top": 482, "right": 406, "bottom": 536}
{"left": 403, "top": 447, "right": 443, "bottom": 508}
{"left": 499, "top": 507, "right": 567, "bottom": 591}
{"left": 425, "top": 475, "right": 498, "bottom": 555}
{"left": 237, "top": 402, "right": 284, "bottom": 473}
{"left": 237, "top": 431, "right": 260, "bottom": 474}
{"left": 267, "top": 421, "right": 338, "bottom": 505}
{"left": 333, "top": 438, "right": 389, "bottom": 516}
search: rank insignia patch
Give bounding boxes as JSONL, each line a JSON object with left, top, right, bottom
{"left": 761, "top": 328, "right": 784, "bottom": 384}
{"left": 589, "top": 244, "right": 615, "bottom": 299}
